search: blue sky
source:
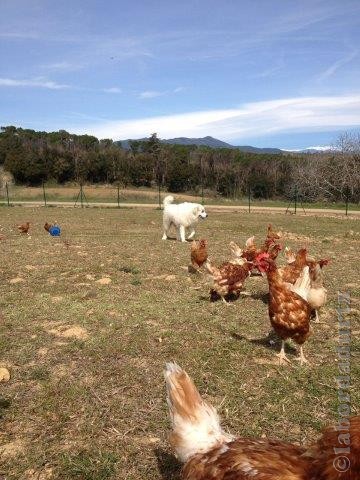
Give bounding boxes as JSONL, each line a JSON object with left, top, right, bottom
{"left": 1, "top": 0, "right": 360, "bottom": 149}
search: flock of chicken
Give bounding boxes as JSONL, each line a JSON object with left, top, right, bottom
{"left": 163, "top": 225, "right": 360, "bottom": 480}
{"left": 15, "top": 221, "right": 56, "bottom": 235}
{"left": 190, "top": 224, "right": 329, "bottom": 365}
{"left": 6, "top": 218, "right": 359, "bottom": 479}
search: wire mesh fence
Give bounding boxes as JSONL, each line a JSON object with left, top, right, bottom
{"left": 0, "top": 182, "right": 358, "bottom": 215}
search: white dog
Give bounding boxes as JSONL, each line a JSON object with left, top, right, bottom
{"left": 162, "top": 195, "right": 208, "bottom": 242}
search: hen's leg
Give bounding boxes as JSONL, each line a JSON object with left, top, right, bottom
{"left": 276, "top": 340, "right": 291, "bottom": 365}
{"left": 314, "top": 310, "right": 320, "bottom": 323}
{"left": 295, "top": 346, "right": 309, "bottom": 366}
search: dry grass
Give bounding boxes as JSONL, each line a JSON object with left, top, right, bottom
{"left": 2, "top": 184, "right": 359, "bottom": 211}
{"left": 0, "top": 207, "right": 359, "bottom": 479}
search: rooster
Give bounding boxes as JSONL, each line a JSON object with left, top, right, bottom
{"left": 256, "top": 254, "right": 312, "bottom": 365}
{"left": 165, "top": 362, "right": 360, "bottom": 480}
{"left": 17, "top": 222, "right": 30, "bottom": 234}
{"left": 205, "top": 258, "right": 252, "bottom": 304}
{"left": 190, "top": 239, "right": 208, "bottom": 271}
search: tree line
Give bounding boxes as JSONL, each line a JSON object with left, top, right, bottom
{"left": 0, "top": 126, "right": 359, "bottom": 203}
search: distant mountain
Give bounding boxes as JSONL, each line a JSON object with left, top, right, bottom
{"left": 116, "top": 136, "right": 283, "bottom": 154}
{"left": 162, "top": 135, "right": 233, "bottom": 148}
{"left": 234, "top": 145, "right": 283, "bottom": 154}
{"left": 284, "top": 146, "right": 336, "bottom": 154}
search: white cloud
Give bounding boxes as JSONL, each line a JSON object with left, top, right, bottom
{"left": 42, "top": 61, "right": 84, "bottom": 72}
{"left": 316, "top": 49, "right": 358, "bottom": 82}
{"left": 138, "top": 90, "right": 164, "bottom": 99}
{"left": 173, "top": 86, "right": 185, "bottom": 93}
{"left": 103, "top": 87, "right": 122, "bottom": 94}
{"left": 71, "top": 94, "right": 360, "bottom": 141}
{"left": 0, "top": 32, "right": 39, "bottom": 39}
{"left": 0, "top": 77, "right": 70, "bottom": 90}
{"left": 138, "top": 86, "right": 184, "bottom": 99}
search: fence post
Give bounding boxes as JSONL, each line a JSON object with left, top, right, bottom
{"left": 5, "top": 182, "right": 10, "bottom": 206}
{"left": 200, "top": 156, "right": 204, "bottom": 205}
{"left": 42, "top": 182, "right": 47, "bottom": 207}
{"left": 80, "top": 184, "right": 84, "bottom": 208}
{"left": 345, "top": 188, "right": 349, "bottom": 216}
{"left": 117, "top": 185, "right": 120, "bottom": 208}
{"left": 158, "top": 181, "right": 161, "bottom": 209}
{"left": 248, "top": 185, "right": 251, "bottom": 213}
{"left": 294, "top": 184, "right": 298, "bottom": 214}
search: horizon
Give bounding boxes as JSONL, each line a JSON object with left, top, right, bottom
{"left": 1, "top": 0, "right": 360, "bottom": 150}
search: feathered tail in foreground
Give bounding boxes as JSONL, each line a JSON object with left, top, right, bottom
{"left": 164, "top": 363, "right": 360, "bottom": 480}
{"left": 164, "top": 362, "right": 233, "bottom": 464}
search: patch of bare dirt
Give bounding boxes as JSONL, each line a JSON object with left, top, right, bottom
{"left": 0, "top": 367, "right": 10, "bottom": 382}
{"left": 96, "top": 277, "right": 112, "bottom": 285}
{"left": 0, "top": 439, "right": 25, "bottom": 459}
{"left": 48, "top": 325, "right": 89, "bottom": 340}
{"left": 9, "top": 277, "right": 25, "bottom": 284}
{"left": 283, "top": 232, "right": 313, "bottom": 242}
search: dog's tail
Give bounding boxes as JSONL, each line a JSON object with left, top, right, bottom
{"left": 163, "top": 195, "right": 174, "bottom": 207}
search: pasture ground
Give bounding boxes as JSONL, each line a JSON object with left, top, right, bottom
{"left": 0, "top": 206, "right": 359, "bottom": 479}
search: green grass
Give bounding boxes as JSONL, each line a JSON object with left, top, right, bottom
{"left": 0, "top": 207, "right": 359, "bottom": 479}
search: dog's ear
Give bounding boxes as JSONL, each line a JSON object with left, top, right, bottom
{"left": 192, "top": 206, "right": 200, "bottom": 215}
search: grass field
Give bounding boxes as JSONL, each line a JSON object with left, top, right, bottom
{"left": 0, "top": 207, "right": 359, "bottom": 479}
{"left": 1, "top": 184, "right": 359, "bottom": 212}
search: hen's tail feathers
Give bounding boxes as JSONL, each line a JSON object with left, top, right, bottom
{"left": 290, "top": 266, "right": 311, "bottom": 301}
{"left": 163, "top": 195, "right": 174, "bottom": 207}
{"left": 245, "top": 236, "right": 255, "bottom": 248}
{"left": 284, "top": 246, "right": 296, "bottom": 264}
{"left": 229, "top": 241, "right": 243, "bottom": 258}
{"left": 204, "top": 260, "right": 217, "bottom": 275}
{"left": 164, "top": 362, "right": 233, "bottom": 463}
{"left": 310, "top": 263, "right": 324, "bottom": 287}
{"left": 319, "top": 258, "right": 330, "bottom": 268}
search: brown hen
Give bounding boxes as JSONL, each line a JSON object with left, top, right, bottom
{"left": 44, "top": 222, "right": 53, "bottom": 232}
{"left": 205, "top": 258, "right": 252, "bottom": 304}
{"left": 17, "top": 222, "right": 30, "bottom": 234}
{"left": 190, "top": 239, "right": 208, "bottom": 270}
{"left": 165, "top": 363, "right": 360, "bottom": 480}
{"left": 256, "top": 255, "right": 312, "bottom": 365}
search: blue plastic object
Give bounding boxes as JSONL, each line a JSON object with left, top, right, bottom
{"left": 49, "top": 225, "right": 61, "bottom": 236}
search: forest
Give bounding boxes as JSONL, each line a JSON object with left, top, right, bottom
{"left": 0, "top": 126, "right": 359, "bottom": 203}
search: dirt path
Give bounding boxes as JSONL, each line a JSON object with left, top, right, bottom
{"left": 1, "top": 200, "right": 359, "bottom": 217}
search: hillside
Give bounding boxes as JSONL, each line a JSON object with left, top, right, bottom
{"left": 116, "top": 136, "right": 283, "bottom": 153}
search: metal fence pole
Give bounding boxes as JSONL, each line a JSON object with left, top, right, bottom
{"left": 117, "top": 185, "right": 120, "bottom": 208}
{"left": 200, "top": 156, "right": 204, "bottom": 205}
{"left": 248, "top": 185, "right": 251, "bottom": 213}
{"left": 345, "top": 189, "right": 349, "bottom": 216}
{"left": 42, "top": 182, "right": 47, "bottom": 207}
{"left": 294, "top": 184, "right": 298, "bottom": 214}
{"left": 5, "top": 182, "right": 10, "bottom": 206}
{"left": 80, "top": 184, "right": 84, "bottom": 208}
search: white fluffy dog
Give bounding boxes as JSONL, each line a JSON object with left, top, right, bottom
{"left": 162, "top": 195, "right": 208, "bottom": 242}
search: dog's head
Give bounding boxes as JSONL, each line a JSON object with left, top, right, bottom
{"left": 193, "top": 205, "right": 208, "bottom": 219}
